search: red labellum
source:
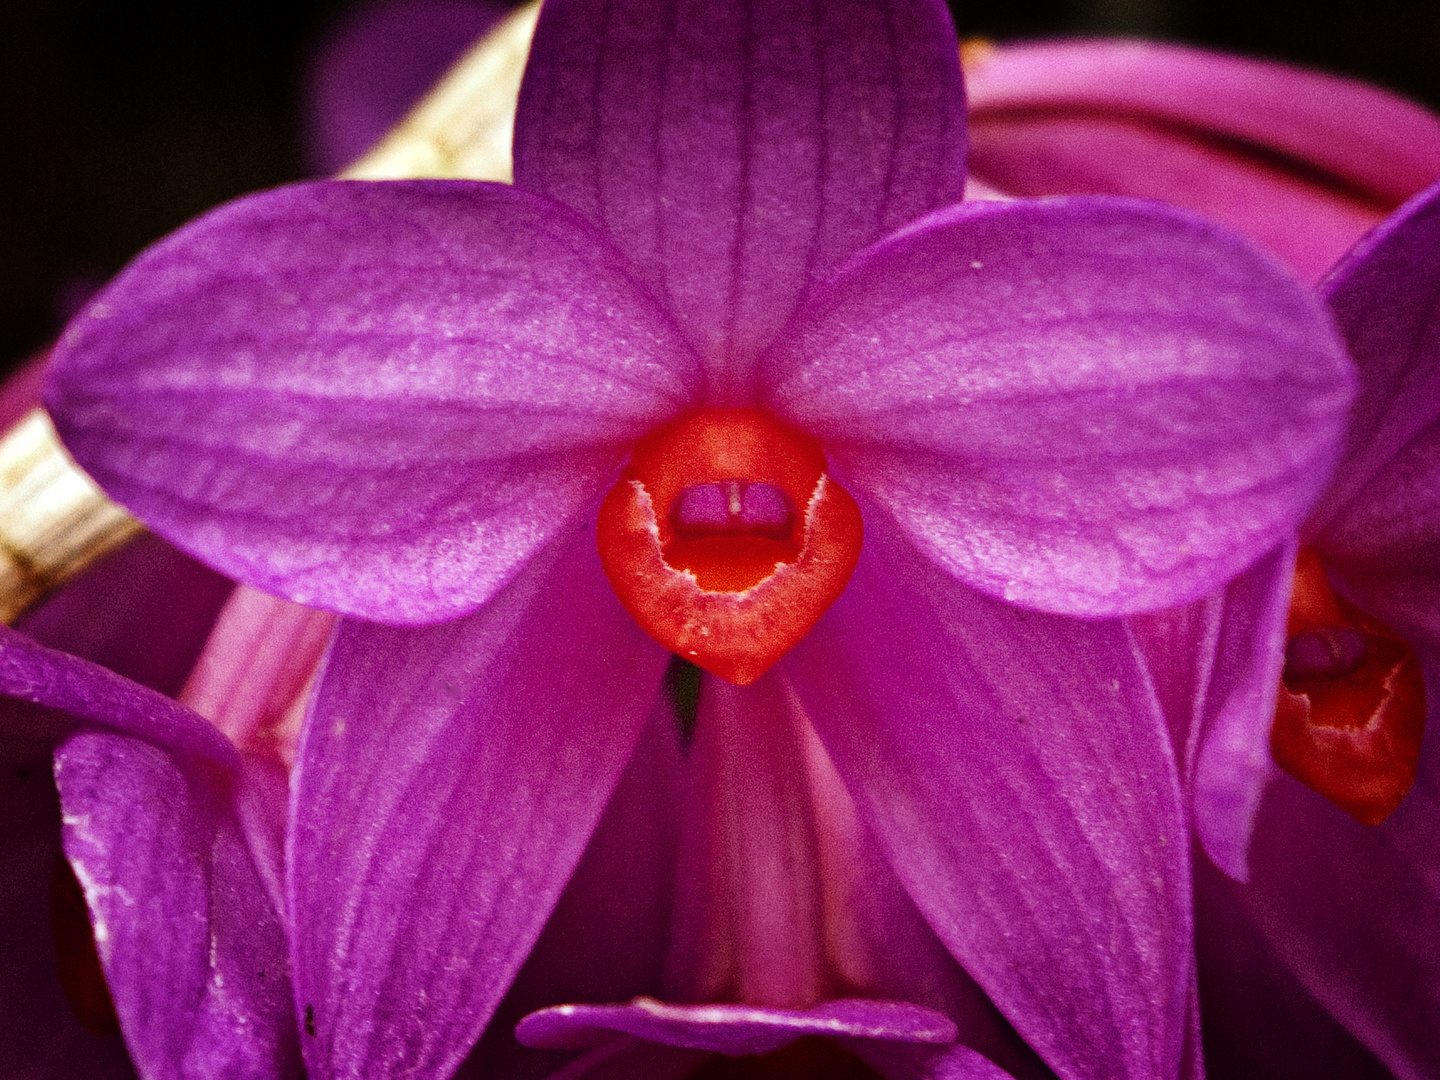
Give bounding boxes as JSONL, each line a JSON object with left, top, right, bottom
{"left": 1270, "top": 547, "right": 1425, "bottom": 825}
{"left": 597, "top": 410, "right": 862, "bottom": 686}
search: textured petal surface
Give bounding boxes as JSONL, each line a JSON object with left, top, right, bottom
{"left": 0, "top": 623, "right": 236, "bottom": 767}
{"left": 1131, "top": 545, "right": 1296, "bottom": 880}
{"left": 1309, "top": 179, "right": 1440, "bottom": 542}
{"left": 516, "top": 998, "right": 955, "bottom": 1055}
{"left": 55, "top": 731, "right": 301, "bottom": 1080}
{"left": 289, "top": 524, "right": 669, "bottom": 1080}
{"left": 783, "top": 508, "right": 1192, "bottom": 1080}
{"left": 47, "top": 179, "right": 699, "bottom": 623}
{"left": 767, "top": 197, "right": 1353, "bottom": 617}
{"left": 1212, "top": 649, "right": 1440, "bottom": 1079}
{"left": 514, "top": 0, "right": 966, "bottom": 399}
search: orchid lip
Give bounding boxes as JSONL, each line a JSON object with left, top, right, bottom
{"left": 1270, "top": 547, "right": 1425, "bottom": 825}
{"left": 596, "top": 410, "right": 862, "bottom": 685}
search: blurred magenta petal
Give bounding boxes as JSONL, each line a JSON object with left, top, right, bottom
{"left": 513, "top": 0, "right": 965, "bottom": 399}
{"left": 534, "top": 1037, "right": 707, "bottom": 1080}
{"left": 55, "top": 731, "right": 301, "bottom": 1080}
{"left": 767, "top": 196, "right": 1353, "bottom": 616}
{"left": 0, "top": 348, "right": 52, "bottom": 432}
{"left": 784, "top": 509, "right": 1191, "bottom": 1080}
{"left": 1310, "top": 179, "right": 1440, "bottom": 544}
{"left": 516, "top": 997, "right": 955, "bottom": 1054}
{"left": 47, "top": 179, "right": 698, "bottom": 624}
{"left": 966, "top": 40, "right": 1440, "bottom": 282}
{"left": 288, "top": 528, "right": 669, "bottom": 1080}
{"left": 304, "top": 0, "right": 508, "bottom": 174}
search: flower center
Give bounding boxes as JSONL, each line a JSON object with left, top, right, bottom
{"left": 1270, "top": 547, "right": 1425, "bottom": 825}
{"left": 597, "top": 410, "right": 862, "bottom": 685}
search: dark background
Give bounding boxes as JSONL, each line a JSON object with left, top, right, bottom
{"left": 3, "top": 0, "right": 1438, "bottom": 372}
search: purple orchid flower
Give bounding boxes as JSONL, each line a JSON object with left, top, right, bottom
{"left": 963, "top": 39, "right": 1440, "bottom": 284}
{"left": 34, "top": 0, "right": 1358, "bottom": 1077}
{"left": 1185, "top": 180, "right": 1440, "bottom": 1079}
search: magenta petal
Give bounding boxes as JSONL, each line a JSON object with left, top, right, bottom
{"left": 55, "top": 731, "right": 300, "bottom": 1080}
{"left": 768, "top": 196, "right": 1354, "bottom": 616}
{"left": 0, "top": 623, "right": 236, "bottom": 767}
{"left": 47, "top": 179, "right": 699, "bottom": 623}
{"left": 288, "top": 527, "right": 669, "bottom": 1080}
{"left": 513, "top": 0, "right": 966, "bottom": 398}
{"left": 783, "top": 509, "right": 1192, "bottom": 1080}
{"left": 516, "top": 998, "right": 955, "bottom": 1055}
{"left": 1309, "top": 179, "right": 1440, "bottom": 544}
{"left": 965, "top": 40, "right": 1440, "bottom": 209}
{"left": 1195, "top": 856, "right": 1402, "bottom": 1080}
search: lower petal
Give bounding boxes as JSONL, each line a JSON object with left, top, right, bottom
{"left": 783, "top": 508, "right": 1192, "bottom": 1080}
{"left": 55, "top": 730, "right": 300, "bottom": 1080}
{"left": 289, "top": 524, "right": 670, "bottom": 1080}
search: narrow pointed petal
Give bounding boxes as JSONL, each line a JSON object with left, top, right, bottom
{"left": 48, "top": 179, "right": 699, "bottom": 623}
{"left": 514, "top": 0, "right": 966, "bottom": 397}
{"left": 1188, "top": 545, "right": 1293, "bottom": 881}
{"left": 516, "top": 998, "right": 955, "bottom": 1056}
{"left": 55, "top": 731, "right": 301, "bottom": 1080}
{"left": 767, "top": 197, "right": 1353, "bottom": 617}
{"left": 1133, "top": 545, "right": 1296, "bottom": 880}
{"left": 1216, "top": 648, "right": 1440, "bottom": 1079}
{"left": 1309, "top": 180, "right": 1440, "bottom": 545}
{"left": 289, "top": 527, "right": 669, "bottom": 1080}
{"left": 460, "top": 699, "right": 688, "bottom": 1080}
{"left": 783, "top": 510, "right": 1192, "bottom": 1080}
{"left": 0, "top": 624, "right": 237, "bottom": 767}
